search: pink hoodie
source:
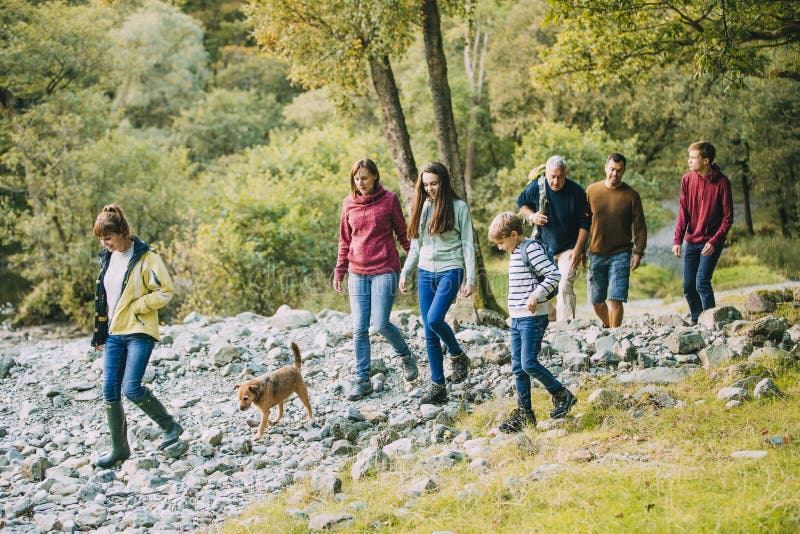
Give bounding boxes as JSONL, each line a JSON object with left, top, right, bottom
{"left": 334, "top": 184, "right": 410, "bottom": 282}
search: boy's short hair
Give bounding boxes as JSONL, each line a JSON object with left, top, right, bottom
{"left": 689, "top": 141, "right": 716, "bottom": 162}
{"left": 488, "top": 211, "right": 523, "bottom": 242}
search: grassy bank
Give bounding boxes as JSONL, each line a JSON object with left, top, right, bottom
{"left": 216, "top": 364, "right": 799, "bottom": 533}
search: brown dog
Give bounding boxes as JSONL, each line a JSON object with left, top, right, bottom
{"left": 235, "top": 342, "right": 313, "bottom": 440}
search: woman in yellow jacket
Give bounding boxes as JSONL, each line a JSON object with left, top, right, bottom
{"left": 90, "top": 204, "right": 183, "bottom": 467}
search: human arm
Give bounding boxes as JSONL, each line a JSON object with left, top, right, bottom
{"left": 708, "top": 175, "right": 734, "bottom": 250}
{"left": 130, "top": 252, "right": 174, "bottom": 315}
{"left": 673, "top": 175, "right": 690, "bottom": 247}
{"left": 526, "top": 241, "right": 561, "bottom": 311}
{"left": 672, "top": 244, "right": 682, "bottom": 258}
{"left": 517, "top": 182, "right": 543, "bottom": 225}
{"left": 333, "top": 200, "right": 351, "bottom": 285}
{"left": 400, "top": 238, "right": 420, "bottom": 293}
{"left": 457, "top": 202, "right": 476, "bottom": 288}
{"left": 631, "top": 190, "right": 647, "bottom": 269}
{"left": 391, "top": 194, "right": 411, "bottom": 253}
{"left": 570, "top": 228, "right": 589, "bottom": 270}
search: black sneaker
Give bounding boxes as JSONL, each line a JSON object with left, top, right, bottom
{"left": 347, "top": 379, "right": 373, "bottom": 401}
{"left": 419, "top": 382, "right": 448, "bottom": 405}
{"left": 400, "top": 353, "right": 419, "bottom": 382}
{"left": 550, "top": 388, "right": 577, "bottom": 419}
{"left": 498, "top": 408, "right": 537, "bottom": 434}
{"left": 448, "top": 352, "right": 470, "bottom": 383}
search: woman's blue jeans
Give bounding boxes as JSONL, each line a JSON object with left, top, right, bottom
{"left": 349, "top": 272, "right": 411, "bottom": 382}
{"left": 103, "top": 333, "right": 155, "bottom": 402}
{"left": 683, "top": 242, "right": 723, "bottom": 322}
{"left": 511, "top": 315, "right": 562, "bottom": 410}
{"left": 418, "top": 268, "right": 464, "bottom": 386}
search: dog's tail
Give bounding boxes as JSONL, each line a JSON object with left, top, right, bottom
{"left": 291, "top": 342, "right": 302, "bottom": 368}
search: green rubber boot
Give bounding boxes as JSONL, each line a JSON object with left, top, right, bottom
{"left": 95, "top": 401, "right": 130, "bottom": 468}
{"left": 134, "top": 389, "right": 184, "bottom": 450}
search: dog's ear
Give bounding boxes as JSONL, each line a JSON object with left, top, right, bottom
{"left": 248, "top": 384, "right": 260, "bottom": 395}
{"left": 233, "top": 384, "right": 241, "bottom": 392}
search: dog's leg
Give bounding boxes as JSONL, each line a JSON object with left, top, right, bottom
{"left": 255, "top": 408, "right": 269, "bottom": 440}
{"left": 295, "top": 381, "right": 313, "bottom": 420}
{"left": 273, "top": 402, "right": 284, "bottom": 424}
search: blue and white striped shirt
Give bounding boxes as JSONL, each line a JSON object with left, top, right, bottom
{"left": 507, "top": 240, "right": 561, "bottom": 318}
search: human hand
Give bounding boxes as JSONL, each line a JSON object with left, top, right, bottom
{"left": 399, "top": 275, "right": 408, "bottom": 294}
{"left": 570, "top": 249, "right": 585, "bottom": 270}
{"left": 95, "top": 345, "right": 104, "bottom": 351}
{"left": 672, "top": 244, "right": 682, "bottom": 258}
{"left": 526, "top": 294, "right": 538, "bottom": 313}
{"left": 333, "top": 279, "right": 343, "bottom": 293}
{"left": 631, "top": 253, "right": 642, "bottom": 271}
{"left": 530, "top": 212, "right": 549, "bottom": 226}
{"left": 460, "top": 284, "right": 474, "bottom": 298}
{"left": 701, "top": 243, "right": 715, "bottom": 256}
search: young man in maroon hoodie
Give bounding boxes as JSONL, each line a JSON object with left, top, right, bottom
{"left": 672, "top": 141, "right": 733, "bottom": 324}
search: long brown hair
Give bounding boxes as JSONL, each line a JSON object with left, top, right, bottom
{"left": 407, "top": 162, "right": 460, "bottom": 239}
{"left": 93, "top": 204, "right": 133, "bottom": 238}
{"left": 349, "top": 158, "right": 380, "bottom": 196}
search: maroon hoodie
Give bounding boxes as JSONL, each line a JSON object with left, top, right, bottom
{"left": 334, "top": 184, "right": 410, "bottom": 282}
{"left": 673, "top": 165, "right": 733, "bottom": 249}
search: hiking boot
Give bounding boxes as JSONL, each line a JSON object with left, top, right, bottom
{"left": 134, "top": 389, "right": 184, "bottom": 450}
{"left": 95, "top": 401, "right": 130, "bottom": 468}
{"left": 347, "top": 379, "right": 373, "bottom": 401}
{"left": 419, "top": 382, "right": 448, "bottom": 405}
{"left": 550, "top": 387, "right": 577, "bottom": 419}
{"left": 498, "top": 408, "right": 537, "bottom": 434}
{"left": 400, "top": 353, "right": 419, "bottom": 382}
{"left": 448, "top": 352, "right": 470, "bottom": 383}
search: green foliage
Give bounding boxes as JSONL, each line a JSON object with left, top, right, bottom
{"left": 628, "top": 263, "right": 681, "bottom": 300}
{"left": 169, "top": 124, "right": 395, "bottom": 316}
{"left": 536, "top": 0, "right": 800, "bottom": 87}
{"left": 172, "top": 88, "right": 283, "bottom": 162}
{"left": 2, "top": 89, "right": 193, "bottom": 325}
{"left": 110, "top": 0, "right": 210, "bottom": 127}
{"left": 0, "top": 0, "right": 113, "bottom": 107}
{"left": 212, "top": 46, "right": 300, "bottom": 104}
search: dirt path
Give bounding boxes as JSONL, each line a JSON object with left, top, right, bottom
{"left": 577, "top": 281, "right": 800, "bottom": 320}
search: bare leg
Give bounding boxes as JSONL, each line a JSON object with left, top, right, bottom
{"left": 609, "top": 300, "right": 624, "bottom": 327}
{"left": 592, "top": 303, "right": 610, "bottom": 328}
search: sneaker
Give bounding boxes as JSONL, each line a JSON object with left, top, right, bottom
{"left": 419, "top": 382, "right": 448, "bottom": 405}
{"left": 347, "top": 379, "right": 373, "bottom": 401}
{"left": 400, "top": 353, "right": 419, "bottom": 382}
{"left": 550, "top": 388, "right": 577, "bottom": 419}
{"left": 498, "top": 408, "right": 537, "bottom": 434}
{"left": 448, "top": 352, "right": 470, "bottom": 383}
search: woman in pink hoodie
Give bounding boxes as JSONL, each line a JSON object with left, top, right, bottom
{"left": 334, "top": 159, "right": 418, "bottom": 400}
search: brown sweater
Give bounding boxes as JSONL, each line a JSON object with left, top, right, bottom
{"left": 586, "top": 181, "right": 647, "bottom": 256}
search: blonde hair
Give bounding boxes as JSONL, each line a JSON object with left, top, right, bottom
{"left": 488, "top": 211, "right": 523, "bottom": 242}
{"left": 93, "top": 204, "right": 132, "bottom": 238}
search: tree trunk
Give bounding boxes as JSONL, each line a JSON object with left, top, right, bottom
{"left": 739, "top": 140, "right": 753, "bottom": 236}
{"left": 367, "top": 55, "right": 418, "bottom": 206}
{"left": 421, "top": 0, "right": 502, "bottom": 316}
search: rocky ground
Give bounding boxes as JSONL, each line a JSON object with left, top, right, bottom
{"left": 1, "top": 294, "right": 799, "bottom": 533}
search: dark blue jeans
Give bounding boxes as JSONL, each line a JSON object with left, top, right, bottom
{"left": 103, "top": 333, "right": 155, "bottom": 402}
{"left": 510, "top": 315, "right": 562, "bottom": 411}
{"left": 418, "top": 268, "right": 464, "bottom": 385}
{"left": 348, "top": 272, "right": 411, "bottom": 382}
{"left": 683, "top": 242, "right": 723, "bottom": 322}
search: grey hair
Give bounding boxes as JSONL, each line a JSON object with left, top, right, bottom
{"left": 545, "top": 155, "right": 567, "bottom": 172}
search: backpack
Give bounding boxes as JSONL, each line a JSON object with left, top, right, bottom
{"left": 519, "top": 237, "right": 558, "bottom": 301}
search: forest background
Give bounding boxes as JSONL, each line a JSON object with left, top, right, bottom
{"left": 1, "top": 0, "right": 799, "bottom": 329}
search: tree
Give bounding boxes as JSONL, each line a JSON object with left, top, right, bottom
{"left": 534, "top": 0, "right": 800, "bottom": 87}
{"left": 245, "top": 0, "right": 420, "bottom": 205}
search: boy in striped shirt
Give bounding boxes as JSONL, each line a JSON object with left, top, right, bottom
{"left": 488, "top": 212, "right": 577, "bottom": 432}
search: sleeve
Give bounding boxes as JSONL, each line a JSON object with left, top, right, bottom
{"left": 575, "top": 185, "right": 592, "bottom": 232}
{"left": 673, "top": 175, "right": 690, "bottom": 246}
{"left": 130, "top": 252, "right": 174, "bottom": 315}
{"left": 516, "top": 181, "right": 539, "bottom": 211}
{"left": 391, "top": 194, "right": 410, "bottom": 253}
{"left": 333, "top": 199, "right": 351, "bottom": 282}
{"left": 709, "top": 177, "right": 734, "bottom": 249}
{"left": 632, "top": 190, "right": 647, "bottom": 256}
{"left": 529, "top": 242, "right": 561, "bottom": 302}
{"left": 458, "top": 202, "right": 476, "bottom": 286}
{"left": 401, "top": 238, "right": 420, "bottom": 279}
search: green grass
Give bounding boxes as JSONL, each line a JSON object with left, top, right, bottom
{"left": 216, "top": 367, "right": 800, "bottom": 533}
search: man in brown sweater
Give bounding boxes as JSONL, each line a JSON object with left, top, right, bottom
{"left": 585, "top": 153, "right": 647, "bottom": 327}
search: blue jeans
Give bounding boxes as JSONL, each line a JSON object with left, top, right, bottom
{"left": 349, "top": 272, "right": 411, "bottom": 382}
{"left": 510, "top": 315, "right": 562, "bottom": 410}
{"left": 418, "top": 268, "right": 464, "bottom": 385}
{"left": 103, "top": 334, "right": 156, "bottom": 402}
{"left": 587, "top": 251, "right": 631, "bottom": 304}
{"left": 683, "top": 242, "right": 723, "bottom": 321}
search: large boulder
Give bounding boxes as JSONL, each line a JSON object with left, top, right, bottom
{"left": 698, "top": 306, "right": 743, "bottom": 329}
{"left": 742, "top": 316, "right": 786, "bottom": 343}
{"left": 270, "top": 305, "right": 316, "bottom": 330}
{"left": 665, "top": 329, "right": 705, "bottom": 354}
{"left": 617, "top": 367, "right": 693, "bottom": 384}
{"left": 699, "top": 344, "right": 736, "bottom": 369}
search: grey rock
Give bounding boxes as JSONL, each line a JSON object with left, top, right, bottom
{"left": 0, "top": 355, "right": 16, "bottom": 379}
{"left": 407, "top": 476, "right": 439, "bottom": 496}
{"left": 749, "top": 347, "right": 794, "bottom": 367}
{"left": 383, "top": 437, "right": 415, "bottom": 458}
{"left": 699, "top": 344, "right": 736, "bottom": 369}
{"left": 753, "top": 378, "right": 783, "bottom": 399}
{"left": 431, "top": 424, "right": 459, "bottom": 444}
{"left": 201, "top": 429, "right": 224, "bottom": 447}
{"left": 617, "top": 367, "right": 692, "bottom": 384}
{"left": 351, "top": 447, "right": 390, "bottom": 481}
{"left": 549, "top": 333, "right": 581, "bottom": 353}
{"left": 698, "top": 306, "right": 743, "bottom": 329}
{"left": 211, "top": 344, "right": 240, "bottom": 367}
{"left": 20, "top": 456, "right": 51, "bottom": 481}
{"left": 632, "top": 386, "right": 676, "bottom": 408}
{"left": 75, "top": 505, "right": 107, "bottom": 529}
{"left": 665, "top": 329, "right": 705, "bottom": 354}
{"left": 743, "top": 316, "right": 786, "bottom": 342}
{"left": 586, "top": 388, "right": 625, "bottom": 408}
{"left": 482, "top": 343, "right": 510, "bottom": 365}
{"left": 271, "top": 306, "right": 316, "bottom": 330}
{"left": 311, "top": 472, "right": 342, "bottom": 495}
{"left": 563, "top": 352, "right": 589, "bottom": 371}
{"left": 717, "top": 387, "right": 749, "bottom": 401}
